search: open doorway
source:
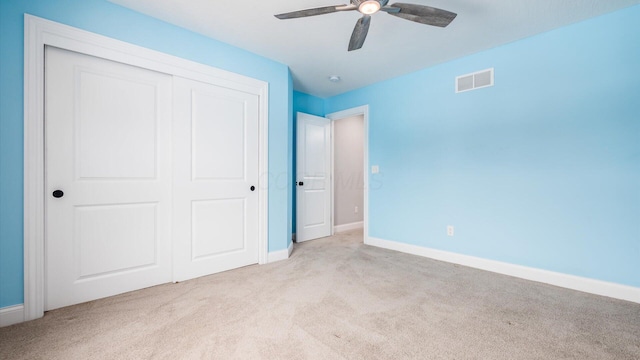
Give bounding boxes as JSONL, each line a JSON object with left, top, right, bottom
{"left": 332, "top": 114, "right": 364, "bottom": 234}
{"left": 294, "top": 106, "right": 369, "bottom": 243}
{"left": 328, "top": 106, "right": 369, "bottom": 242}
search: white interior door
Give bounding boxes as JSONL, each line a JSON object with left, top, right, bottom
{"left": 172, "top": 77, "right": 259, "bottom": 282}
{"left": 296, "top": 112, "right": 332, "bottom": 242}
{"left": 45, "top": 46, "right": 173, "bottom": 310}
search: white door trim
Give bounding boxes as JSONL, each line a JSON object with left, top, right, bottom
{"left": 24, "top": 14, "right": 269, "bottom": 322}
{"left": 326, "top": 106, "right": 369, "bottom": 241}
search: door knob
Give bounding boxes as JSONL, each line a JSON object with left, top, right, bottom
{"left": 298, "top": 181, "right": 304, "bottom": 186}
{"left": 250, "top": 186, "right": 255, "bottom": 191}
{"left": 52, "top": 190, "right": 64, "bottom": 198}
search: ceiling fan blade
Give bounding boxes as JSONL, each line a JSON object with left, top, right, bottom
{"left": 275, "top": 5, "right": 355, "bottom": 19}
{"left": 380, "top": 6, "right": 401, "bottom": 13}
{"left": 388, "top": 3, "right": 457, "bottom": 27}
{"left": 348, "top": 15, "right": 371, "bottom": 51}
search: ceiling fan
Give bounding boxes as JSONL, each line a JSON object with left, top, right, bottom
{"left": 275, "top": 0, "right": 457, "bottom": 51}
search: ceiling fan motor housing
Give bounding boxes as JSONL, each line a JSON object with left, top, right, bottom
{"left": 351, "top": 0, "right": 389, "bottom": 5}
{"left": 352, "top": 0, "right": 389, "bottom": 13}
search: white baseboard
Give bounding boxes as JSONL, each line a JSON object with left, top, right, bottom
{"left": 367, "top": 237, "right": 640, "bottom": 304}
{"left": 0, "top": 304, "right": 25, "bottom": 327}
{"left": 334, "top": 221, "right": 364, "bottom": 233}
{"left": 267, "top": 241, "right": 294, "bottom": 263}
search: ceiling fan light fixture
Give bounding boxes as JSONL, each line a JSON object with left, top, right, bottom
{"left": 275, "top": 2, "right": 457, "bottom": 52}
{"left": 359, "top": 1, "right": 381, "bottom": 15}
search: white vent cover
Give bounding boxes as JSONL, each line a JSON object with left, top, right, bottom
{"left": 456, "top": 68, "right": 494, "bottom": 93}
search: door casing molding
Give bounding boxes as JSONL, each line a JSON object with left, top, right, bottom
{"left": 24, "top": 14, "right": 269, "bottom": 322}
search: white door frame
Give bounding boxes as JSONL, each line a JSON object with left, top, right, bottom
{"left": 326, "top": 106, "right": 369, "bottom": 241}
{"left": 23, "top": 15, "right": 269, "bottom": 322}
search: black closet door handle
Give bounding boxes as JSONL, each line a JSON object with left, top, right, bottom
{"left": 250, "top": 186, "right": 255, "bottom": 191}
{"left": 298, "top": 181, "right": 304, "bottom": 186}
{"left": 52, "top": 190, "right": 64, "bottom": 198}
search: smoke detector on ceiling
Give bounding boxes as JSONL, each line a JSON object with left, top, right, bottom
{"left": 328, "top": 75, "right": 341, "bottom": 83}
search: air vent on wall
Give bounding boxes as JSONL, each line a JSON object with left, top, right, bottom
{"left": 456, "top": 68, "right": 494, "bottom": 93}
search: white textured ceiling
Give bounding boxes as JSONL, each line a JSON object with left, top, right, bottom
{"left": 109, "top": 0, "right": 639, "bottom": 98}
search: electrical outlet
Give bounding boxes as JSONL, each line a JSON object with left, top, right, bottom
{"left": 447, "top": 225, "right": 454, "bottom": 237}
{"left": 354, "top": 206, "right": 359, "bottom": 213}
{"left": 371, "top": 165, "right": 379, "bottom": 174}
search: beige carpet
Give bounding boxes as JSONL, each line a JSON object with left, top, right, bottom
{"left": 1, "top": 229, "right": 639, "bottom": 359}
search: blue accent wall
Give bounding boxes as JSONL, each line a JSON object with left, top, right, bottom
{"left": 325, "top": 6, "right": 640, "bottom": 287}
{"left": 0, "top": 0, "right": 291, "bottom": 308}
{"left": 291, "top": 91, "right": 325, "bottom": 234}
{"left": 294, "top": 91, "right": 325, "bottom": 117}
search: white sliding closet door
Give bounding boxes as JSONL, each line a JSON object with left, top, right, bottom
{"left": 45, "top": 46, "right": 173, "bottom": 310}
{"left": 172, "top": 77, "right": 260, "bottom": 282}
{"left": 44, "top": 46, "right": 261, "bottom": 311}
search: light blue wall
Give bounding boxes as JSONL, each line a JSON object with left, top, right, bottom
{"left": 294, "top": 91, "right": 325, "bottom": 117}
{"left": 291, "top": 91, "right": 325, "bottom": 234}
{"left": 0, "top": 0, "right": 291, "bottom": 308}
{"left": 325, "top": 6, "right": 640, "bottom": 287}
